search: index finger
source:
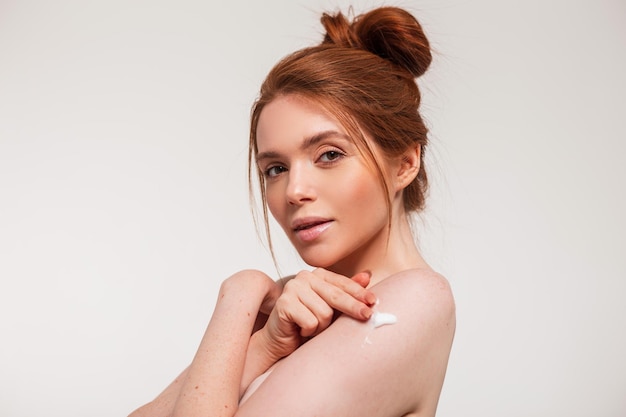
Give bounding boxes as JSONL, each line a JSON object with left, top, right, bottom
{"left": 312, "top": 268, "right": 377, "bottom": 306}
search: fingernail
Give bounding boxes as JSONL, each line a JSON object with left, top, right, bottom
{"left": 362, "top": 307, "right": 373, "bottom": 320}
{"left": 365, "top": 292, "right": 377, "bottom": 305}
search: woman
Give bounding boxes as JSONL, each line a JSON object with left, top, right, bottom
{"left": 130, "top": 6, "right": 455, "bottom": 417}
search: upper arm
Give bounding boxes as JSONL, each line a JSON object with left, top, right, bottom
{"left": 236, "top": 270, "right": 456, "bottom": 417}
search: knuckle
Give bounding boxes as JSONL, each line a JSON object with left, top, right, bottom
{"left": 283, "top": 279, "right": 295, "bottom": 290}
{"left": 349, "top": 302, "right": 364, "bottom": 318}
{"left": 353, "top": 286, "right": 367, "bottom": 299}
{"left": 312, "top": 268, "right": 331, "bottom": 280}
{"left": 275, "top": 293, "right": 292, "bottom": 309}
{"left": 294, "top": 269, "right": 313, "bottom": 282}
{"left": 283, "top": 278, "right": 302, "bottom": 294}
{"left": 319, "top": 306, "right": 334, "bottom": 322}
{"left": 326, "top": 286, "right": 345, "bottom": 305}
{"left": 301, "top": 316, "right": 319, "bottom": 332}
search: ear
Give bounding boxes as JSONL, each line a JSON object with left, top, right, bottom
{"left": 394, "top": 145, "right": 421, "bottom": 191}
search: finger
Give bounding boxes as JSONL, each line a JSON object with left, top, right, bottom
{"left": 351, "top": 271, "right": 371, "bottom": 288}
{"left": 296, "top": 290, "right": 334, "bottom": 336}
{"left": 309, "top": 278, "right": 373, "bottom": 321}
{"left": 279, "top": 298, "right": 323, "bottom": 338}
{"left": 313, "top": 269, "right": 377, "bottom": 306}
{"left": 282, "top": 278, "right": 334, "bottom": 336}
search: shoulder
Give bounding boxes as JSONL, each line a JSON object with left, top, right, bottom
{"left": 371, "top": 268, "right": 456, "bottom": 326}
{"left": 374, "top": 267, "right": 453, "bottom": 294}
{"left": 368, "top": 267, "right": 456, "bottom": 361}
{"left": 375, "top": 268, "right": 456, "bottom": 364}
{"left": 237, "top": 268, "right": 456, "bottom": 416}
{"left": 361, "top": 268, "right": 456, "bottom": 412}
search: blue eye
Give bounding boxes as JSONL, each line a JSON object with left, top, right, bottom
{"left": 265, "top": 165, "right": 287, "bottom": 178}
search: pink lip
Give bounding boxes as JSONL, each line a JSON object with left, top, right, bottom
{"left": 292, "top": 217, "right": 333, "bottom": 242}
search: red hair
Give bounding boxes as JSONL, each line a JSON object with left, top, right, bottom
{"left": 249, "top": 7, "right": 433, "bottom": 252}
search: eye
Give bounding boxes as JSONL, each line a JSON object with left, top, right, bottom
{"left": 264, "top": 165, "right": 287, "bottom": 178}
{"left": 318, "top": 150, "right": 344, "bottom": 163}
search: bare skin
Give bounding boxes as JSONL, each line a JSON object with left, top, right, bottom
{"left": 239, "top": 269, "right": 455, "bottom": 417}
{"left": 129, "top": 269, "right": 377, "bottom": 417}
{"left": 128, "top": 95, "right": 456, "bottom": 417}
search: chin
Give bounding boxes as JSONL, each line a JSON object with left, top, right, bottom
{"left": 297, "top": 249, "right": 339, "bottom": 270}
{"left": 301, "top": 257, "right": 334, "bottom": 269}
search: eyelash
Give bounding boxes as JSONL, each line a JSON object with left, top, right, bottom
{"left": 262, "top": 148, "right": 346, "bottom": 179}
{"left": 264, "top": 165, "right": 287, "bottom": 178}
{"left": 318, "top": 149, "right": 344, "bottom": 163}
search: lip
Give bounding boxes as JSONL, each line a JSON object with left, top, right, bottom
{"left": 291, "top": 217, "right": 333, "bottom": 242}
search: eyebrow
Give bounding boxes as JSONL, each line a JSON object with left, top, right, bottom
{"left": 255, "top": 130, "right": 349, "bottom": 163}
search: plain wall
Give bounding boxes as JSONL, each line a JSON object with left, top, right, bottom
{"left": 0, "top": 0, "right": 624, "bottom": 415}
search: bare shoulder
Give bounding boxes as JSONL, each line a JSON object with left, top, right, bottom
{"left": 363, "top": 268, "right": 456, "bottom": 415}
{"left": 372, "top": 267, "right": 456, "bottom": 323}
{"left": 237, "top": 268, "right": 456, "bottom": 417}
{"left": 365, "top": 268, "right": 456, "bottom": 350}
{"left": 371, "top": 269, "right": 456, "bottom": 337}
{"left": 375, "top": 267, "right": 453, "bottom": 293}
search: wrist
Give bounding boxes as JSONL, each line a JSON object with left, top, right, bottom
{"left": 254, "top": 326, "right": 285, "bottom": 364}
{"left": 240, "top": 327, "right": 282, "bottom": 395}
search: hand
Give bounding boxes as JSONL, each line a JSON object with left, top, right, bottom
{"left": 258, "top": 268, "right": 376, "bottom": 361}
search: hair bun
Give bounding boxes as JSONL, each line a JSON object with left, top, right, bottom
{"left": 321, "top": 11, "right": 358, "bottom": 48}
{"left": 321, "top": 7, "right": 432, "bottom": 78}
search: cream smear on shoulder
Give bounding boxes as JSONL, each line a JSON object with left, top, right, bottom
{"left": 361, "top": 299, "right": 397, "bottom": 347}
{"left": 369, "top": 298, "right": 397, "bottom": 328}
{"left": 370, "top": 311, "right": 397, "bottom": 328}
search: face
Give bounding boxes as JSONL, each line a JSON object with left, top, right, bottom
{"left": 255, "top": 95, "right": 392, "bottom": 274}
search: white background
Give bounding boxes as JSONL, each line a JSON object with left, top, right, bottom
{"left": 1, "top": 0, "right": 624, "bottom": 416}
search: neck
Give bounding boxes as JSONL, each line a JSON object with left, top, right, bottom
{"left": 329, "top": 211, "right": 429, "bottom": 287}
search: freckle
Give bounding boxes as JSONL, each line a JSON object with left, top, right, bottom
{"left": 247, "top": 312, "right": 250, "bottom": 316}
{"left": 195, "top": 385, "right": 199, "bottom": 390}
{"left": 224, "top": 405, "right": 229, "bottom": 409}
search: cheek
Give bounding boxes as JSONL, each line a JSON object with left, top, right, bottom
{"left": 341, "top": 168, "right": 386, "bottom": 208}
{"left": 322, "top": 172, "right": 388, "bottom": 228}
{"left": 265, "top": 185, "right": 286, "bottom": 224}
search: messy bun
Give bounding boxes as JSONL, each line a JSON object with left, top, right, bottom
{"left": 321, "top": 7, "right": 432, "bottom": 78}
{"left": 250, "top": 6, "right": 433, "bottom": 248}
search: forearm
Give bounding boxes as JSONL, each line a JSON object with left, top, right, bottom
{"left": 171, "top": 271, "right": 277, "bottom": 417}
{"left": 240, "top": 329, "right": 282, "bottom": 396}
{"left": 129, "top": 326, "right": 277, "bottom": 417}
{"left": 128, "top": 367, "right": 189, "bottom": 417}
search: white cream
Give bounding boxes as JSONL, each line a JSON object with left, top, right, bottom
{"left": 361, "top": 310, "right": 397, "bottom": 347}
{"left": 361, "top": 311, "right": 397, "bottom": 347}
{"left": 370, "top": 311, "right": 397, "bottom": 328}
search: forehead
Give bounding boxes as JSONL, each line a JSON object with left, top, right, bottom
{"left": 256, "top": 95, "right": 346, "bottom": 149}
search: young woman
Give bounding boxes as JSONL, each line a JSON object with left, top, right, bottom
{"left": 130, "top": 6, "right": 455, "bottom": 417}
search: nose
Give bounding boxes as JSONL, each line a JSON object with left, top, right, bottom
{"left": 285, "top": 162, "right": 316, "bottom": 206}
